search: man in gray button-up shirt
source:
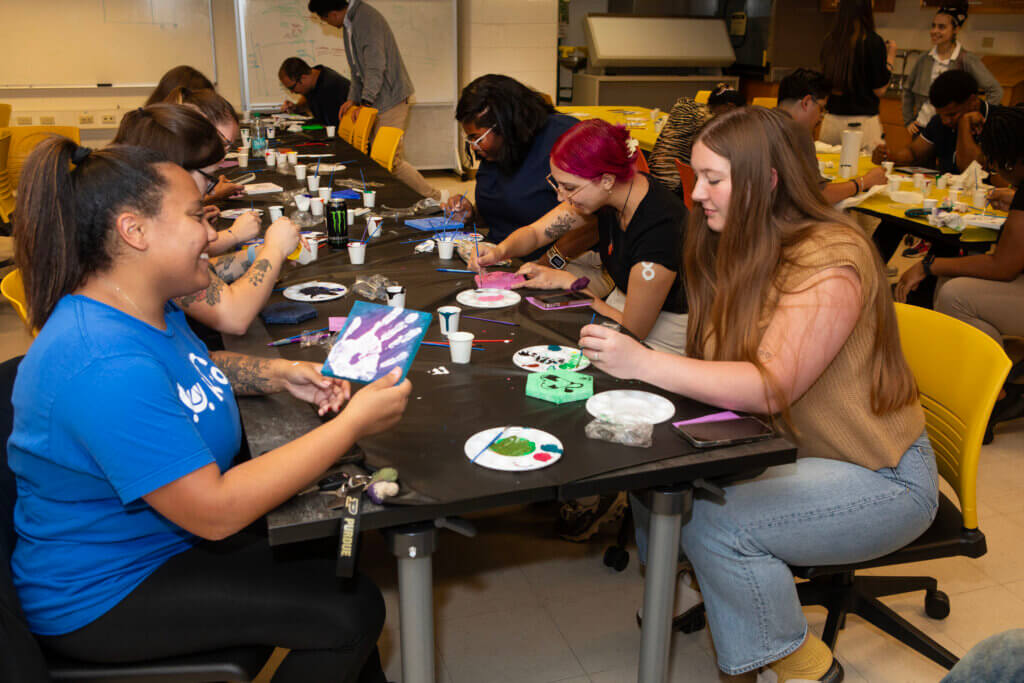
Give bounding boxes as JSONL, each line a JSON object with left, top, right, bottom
{"left": 309, "top": 0, "right": 440, "bottom": 199}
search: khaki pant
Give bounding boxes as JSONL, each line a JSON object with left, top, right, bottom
{"left": 373, "top": 101, "right": 440, "bottom": 200}
{"left": 934, "top": 274, "right": 1024, "bottom": 347}
{"left": 820, "top": 113, "right": 884, "bottom": 152}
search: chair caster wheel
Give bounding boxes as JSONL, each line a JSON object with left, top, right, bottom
{"left": 925, "top": 589, "right": 950, "bottom": 619}
{"left": 603, "top": 545, "right": 629, "bottom": 572}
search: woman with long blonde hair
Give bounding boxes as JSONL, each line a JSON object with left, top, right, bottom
{"left": 579, "top": 107, "right": 938, "bottom": 682}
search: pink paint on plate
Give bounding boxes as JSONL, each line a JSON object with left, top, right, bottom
{"left": 478, "top": 295, "right": 504, "bottom": 302}
{"left": 534, "top": 452, "right": 552, "bottom": 462}
{"left": 474, "top": 272, "right": 525, "bottom": 290}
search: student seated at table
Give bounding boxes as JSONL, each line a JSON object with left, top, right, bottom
{"left": 114, "top": 104, "right": 301, "bottom": 336}
{"left": 278, "top": 57, "right": 351, "bottom": 128}
{"left": 162, "top": 86, "right": 245, "bottom": 204}
{"left": 474, "top": 119, "right": 689, "bottom": 356}
{"left": 776, "top": 68, "right": 887, "bottom": 206}
{"left": 9, "top": 137, "right": 411, "bottom": 682}
{"left": 872, "top": 69, "right": 988, "bottom": 174}
{"left": 895, "top": 104, "right": 1024, "bottom": 442}
{"left": 145, "top": 65, "right": 215, "bottom": 106}
{"left": 579, "top": 107, "right": 937, "bottom": 683}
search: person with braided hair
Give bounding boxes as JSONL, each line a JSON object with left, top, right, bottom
{"left": 902, "top": 0, "right": 1002, "bottom": 136}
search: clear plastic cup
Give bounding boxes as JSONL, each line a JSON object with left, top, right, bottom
{"left": 348, "top": 241, "right": 366, "bottom": 265}
{"left": 448, "top": 332, "right": 474, "bottom": 364}
{"left": 294, "top": 194, "right": 311, "bottom": 212}
{"left": 437, "top": 306, "right": 460, "bottom": 335}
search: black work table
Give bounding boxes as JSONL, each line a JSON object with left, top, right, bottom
{"left": 221, "top": 129, "right": 797, "bottom": 683}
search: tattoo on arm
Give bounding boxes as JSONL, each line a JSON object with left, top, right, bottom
{"left": 176, "top": 271, "right": 226, "bottom": 308}
{"left": 544, "top": 213, "right": 576, "bottom": 241}
{"left": 211, "top": 252, "right": 238, "bottom": 281}
{"left": 246, "top": 259, "right": 273, "bottom": 288}
{"left": 211, "top": 352, "right": 277, "bottom": 395}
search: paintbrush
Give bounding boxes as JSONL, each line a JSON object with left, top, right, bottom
{"left": 359, "top": 169, "right": 366, "bottom": 191}
{"left": 462, "top": 315, "right": 518, "bottom": 326}
{"left": 267, "top": 326, "right": 330, "bottom": 347}
{"left": 436, "top": 268, "right": 476, "bottom": 274}
{"left": 472, "top": 426, "right": 512, "bottom": 463}
{"left": 421, "top": 341, "right": 485, "bottom": 351}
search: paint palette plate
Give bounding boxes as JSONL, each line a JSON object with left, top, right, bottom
{"left": 586, "top": 390, "right": 675, "bottom": 424}
{"left": 465, "top": 427, "right": 563, "bottom": 471}
{"left": 963, "top": 214, "right": 1004, "bottom": 230}
{"left": 283, "top": 281, "right": 348, "bottom": 302}
{"left": 513, "top": 345, "right": 590, "bottom": 372}
{"left": 456, "top": 288, "right": 521, "bottom": 309}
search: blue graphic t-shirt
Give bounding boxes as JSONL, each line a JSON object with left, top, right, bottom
{"left": 9, "top": 296, "right": 240, "bottom": 635}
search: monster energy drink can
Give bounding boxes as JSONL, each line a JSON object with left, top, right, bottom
{"left": 327, "top": 199, "right": 348, "bottom": 249}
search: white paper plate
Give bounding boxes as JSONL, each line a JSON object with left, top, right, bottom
{"left": 282, "top": 281, "right": 348, "bottom": 302}
{"left": 585, "top": 390, "right": 675, "bottom": 424}
{"left": 464, "top": 427, "right": 563, "bottom": 471}
{"left": 512, "top": 344, "right": 590, "bottom": 372}
{"left": 962, "top": 214, "right": 1005, "bottom": 230}
{"left": 219, "top": 208, "right": 264, "bottom": 219}
{"left": 455, "top": 288, "right": 521, "bottom": 309}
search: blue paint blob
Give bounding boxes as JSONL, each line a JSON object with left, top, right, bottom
{"left": 547, "top": 344, "right": 562, "bottom": 351}
{"left": 541, "top": 444, "right": 562, "bottom": 453}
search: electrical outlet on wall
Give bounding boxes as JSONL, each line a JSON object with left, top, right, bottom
{"left": 15, "top": 116, "right": 33, "bottom": 126}
{"left": 101, "top": 113, "right": 117, "bottom": 126}
{"left": 78, "top": 113, "right": 95, "bottom": 126}
{"left": 40, "top": 115, "right": 56, "bottom": 125}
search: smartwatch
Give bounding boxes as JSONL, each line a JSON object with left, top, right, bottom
{"left": 547, "top": 246, "right": 567, "bottom": 270}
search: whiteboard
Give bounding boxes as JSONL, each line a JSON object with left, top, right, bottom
{"left": 0, "top": 0, "right": 216, "bottom": 88}
{"left": 585, "top": 16, "right": 735, "bottom": 69}
{"left": 235, "top": 0, "right": 460, "bottom": 171}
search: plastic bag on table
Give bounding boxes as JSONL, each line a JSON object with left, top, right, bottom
{"left": 584, "top": 418, "right": 653, "bottom": 448}
{"left": 351, "top": 274, "right": 397, "bottom": 301}
{"left": 377, "top": 197, "right": 443, "bottom": 220}
{"left": 334, "top": 177, "right": 385, "bottom": 190}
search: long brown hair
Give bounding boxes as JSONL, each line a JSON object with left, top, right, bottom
{"left": 683, "top": 107, "right": 916, "bottom": 417}
{"left": 113, "top": 104, "right": 224, "bottom": 171}
{"left": 820, "top": 0, "right": 877, "bottom": 96}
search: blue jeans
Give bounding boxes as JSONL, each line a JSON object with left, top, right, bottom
{"left": 633, "top": 431, "right": 938, "bottom": 675}
{"left": 942, "top": 629, "right": 1024, "bottom": 682}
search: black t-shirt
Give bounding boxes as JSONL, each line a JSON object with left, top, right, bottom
{"left": 306, "top": 65, "right": 351, "bottom": 127}
{"left": 826, "top": 33, "right": 890, "bottom": 116}
{"left": 595, "top": 174, "right": 688, "bottom": 314}
{"left": 921, "top": 100, "right": 988, "bottom": 175}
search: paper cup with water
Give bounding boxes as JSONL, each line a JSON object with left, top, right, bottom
{"left": 437, "top": 236, "right": 455, "bottom": 259}
{"left": 348, "top": 241, "right": 366, "bottom": 265}
{"left": 448, "top": 332, "right": 474, "bottom": 364}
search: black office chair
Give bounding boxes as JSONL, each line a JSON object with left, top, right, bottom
{"left": 0, "top": 356, "right": 273, "bottom": 682}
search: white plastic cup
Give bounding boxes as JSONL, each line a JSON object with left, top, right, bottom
{"left": 237, "top": 149, "right": 249, "bottom": 168}
{"left": 972, "top": 189, "right": 986, "bottom": 208}
{"left": 437, "top": 238, "right": 455, "bottom": 259}
{"left": 348, "top": 241, "right": 366, "bottom": 264}
{"left": 318, "top": 187, "right": 332, "bottom": 202}
{"left": 363, "top": 190, "right": 376, "bottom": 208}
{"left": 326, "top": 125, "right": 336, "bottom": 137}
{"left": 287, "top": 151, "right": 299, "bottom": 165}
{"left": 240, "top": 129, "right": 251, "bottom": 146}
{"left": 448, "top": 331, "right": 474, "bottom": 364}
{"left": 307, "top": 175, "right": 320, "bottom": 192}
{"left": 295, "top": 164, "right": 307, "bottom": 180}
{"left": 310, "top": 198, "right": 324, "bottom": 217}
{"left": 882, "top": 161, "right": 894, "bottom": 175}
{"left": 437, "top": 306, "right": 460, "bottom": 335}
{"left": 385, "top": 285, "right": 406, "bottom": 308}
{"left": 294, "top": 194, "right": 311, "bottom": 212}
{"left": 266, "top": 126, "right": 276, "bottom": 139}
{"left": 346, "top": 208, "right": 355, "bottom": 224}
{"left": 923, "top": 198, "right": 938, "bottom": 210}
{"left": 366, "top": 216, "right": 383, "bottom": 238}
{"left": 265, "top": 149, "right": 277, "bottom": 166}
{"left": 887, "top": 178, "right": 900, "bottom": 194}
{"left": 268, "top": 205, "right": 284, "bottom": 221}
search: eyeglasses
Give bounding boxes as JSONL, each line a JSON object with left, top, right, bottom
{"left": 466, "top": 126, "right": 493, "bottom": 150}
{"left": 546, "top": 174, "right": 592, "bottom": 200}
{"left": 197, "top": 169, "right": 219, "bottom": 197}
{"left": 282, "top": 75, "right": 304, "bottom": 94}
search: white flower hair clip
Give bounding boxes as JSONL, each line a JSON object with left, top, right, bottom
{"left": 625, "top": 137, "right": 639, "bottom": 157}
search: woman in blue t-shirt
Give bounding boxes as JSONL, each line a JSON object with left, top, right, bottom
{"left": 9, "top": 138, "right": 411, "bottom": 681}
{"left": 473, "top": 119, "right": 689, "bottom": 355}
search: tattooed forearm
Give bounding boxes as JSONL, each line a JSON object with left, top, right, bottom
{"left": 176, "top": 272, "right": 226, "bottom": 308}
{"left": 246, "top": 259, "right": 273, "bottom": 287}
{"left": 211, "top": 252, "right": 240, "bottom": 283}
{"left": 544, "top": 213, "right": 576, "bottom": 241}
{"left": 211, "top": 352, "right": 278, "bottom": 395}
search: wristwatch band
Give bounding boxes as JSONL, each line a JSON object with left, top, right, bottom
{"left": 547, "top": 246, "right": 567, "bottom": 270}
{"left": 922, "top": 252, "right": 936, "bottom": 278}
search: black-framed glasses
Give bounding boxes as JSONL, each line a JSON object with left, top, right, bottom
{"left": 197, "top": 169, "right": 219, "bottom": 197}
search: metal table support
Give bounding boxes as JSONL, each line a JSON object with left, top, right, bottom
{"left": 386, "top": 522, "right": 438, "bottom": 683}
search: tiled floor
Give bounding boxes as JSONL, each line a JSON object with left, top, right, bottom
{"left": 2, "top": 175, "right": 1022, "bottom": 682}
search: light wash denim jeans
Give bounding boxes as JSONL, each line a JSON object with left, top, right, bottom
{"left": 632, "top": 430, "right": 938, "bottom": 675}
{"left": 942, "top": 629, "right": 1024, "bottom": 682}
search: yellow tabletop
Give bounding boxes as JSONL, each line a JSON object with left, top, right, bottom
{"left": 555, "top": 106, "right": 666, "bottom": 152}
{"left": 816, "top": 153, "right": 1003, "bottom": 243}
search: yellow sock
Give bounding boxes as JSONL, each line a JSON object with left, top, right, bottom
{"left": 766, "top": 632, "right": 833, "bottom": 682}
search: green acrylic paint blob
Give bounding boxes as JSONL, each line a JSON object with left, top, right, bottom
{"left": 490, "top": 436, "right": 535, "bottom": 457}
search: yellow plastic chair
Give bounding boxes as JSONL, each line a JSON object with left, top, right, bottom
{"left": 694, "top": 90, "right": 711, "bottom": 105}
{"left": 369, "top": 126, "right": 404, "bottom": 173}
{"left": 751, "top": 97, "right": 778, "bottom": 108}
{"left": 1, "top": 269, "right": 35, "bottom": 336}
{"left": 0, "top": 130, "right": 14, "bottom": 223}
{"left": 338, "top": 112, "right": 356, "bottom": 144}
{"left": 351, "top": 107, "right": 378, "bottom": 154}
{"left": 0, "top": 104, "right": 11, "bottom": 128}
{"left": 2, "top": 126, "right": 81, "bottom": 192}
{"left": 790, "top": 303, "right": 1011, "bottom": 669}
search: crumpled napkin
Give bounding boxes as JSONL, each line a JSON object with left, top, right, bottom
{"left": 836, "top": 183, "right": 888, "bottom": 211}
{"left": 942, "top": 161, "right": 989, "bottom": 190}
{"left": 814, "top": 141, "right": 842, "bottom": 154}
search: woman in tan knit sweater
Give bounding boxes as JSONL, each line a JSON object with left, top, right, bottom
{"left": 578, "top": 107, "right": 938, "bottom": 683}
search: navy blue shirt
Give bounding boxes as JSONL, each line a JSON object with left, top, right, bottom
{"left": 475, "top": 114, "right": 578, "bottom": 251}
{"left": 306, "top": 65, "right": 351, "bottom": 128}
{"left": 920, "top": 100, "right": 988, "bottom": 174}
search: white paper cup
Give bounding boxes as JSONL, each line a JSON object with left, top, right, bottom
{"left": 437, "top": 238, "right": 455, "bottom": 260}
{"left": 307, "top": 175, "right": 320, "bottom": 192}
{"left": 268, "top": 205, "right": 284, "bottom": 221}
{"left": 363, "top": 190, "right": 376, "bottom": 208}
{"left": 887, "top": 178, "right": 901, "bottom": 194}
{"left": 346, "top": 208, "right": 355, "bottom": 224}
{"left": 265, "top": 150, "right": 277, "bottom": 166}
{"left": 318, "top": 187, "right": 332, "bottom": 201}
{"left": 437, "top": 306, "right": 460, "bottom": 335}
{"left": 882, "top": 161, "right": 894, "bottom": 175}
{"left": 294, "top": 194, "right": 311, "bottom": 212}
{"left": 385, "top": 285, "right": 406, "bottom": 308}
{"left": 366, "top": 216, "right": 383, "bottom": 238}
{"left": 266, "top": 126, "right": 276, "bottom": 139}
{"left": 295, "top": 164, "right": 307, "bottom": 180}
{"left": 287, "top": 151, "right": 299, "bottom": 166}
{"left": 448, "top": 332, "right": 474, "bottom": 364}
{"left": 972, "top": 190, "right": 986, "bottom": 208}
{"left": 237, "top": 150, "right": 249, "bottom": 168}
{"left": 326, "top": 125, "right": 336, "bottom": 137}
{"left": 240, "top": 129, "right": 251, "bottom": 145}
{"left": 348, "top": 241, "right": 366, "bottom": 264}
{"left": 310, "top": 198, "right": 324, "bottom": 217}
{"left": 923, "top": 198, "right": 938, "bottom": 210}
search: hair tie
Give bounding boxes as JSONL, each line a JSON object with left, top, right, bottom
{"left": 71, "top": 146, "right": 92, "bottom": 165}
{"left": 937, "top": 6, "right": 967, "bottom": 28}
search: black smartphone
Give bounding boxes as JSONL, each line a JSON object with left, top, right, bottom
{"left": 527, "top": 290, "right": 592, "bottom": 311}
{"left": 671, "top": 416, "right": 774, "bottom": 448}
